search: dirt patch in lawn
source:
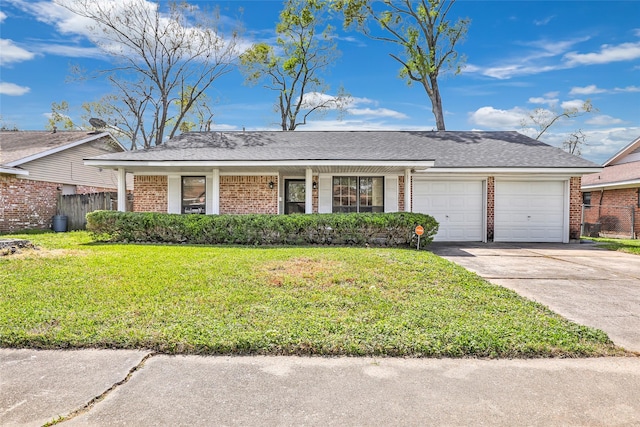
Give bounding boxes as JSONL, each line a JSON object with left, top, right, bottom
{"left": 261, "top": 257, "right": 345, "bottom": 287}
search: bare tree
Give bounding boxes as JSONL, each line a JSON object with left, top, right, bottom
{"left": 563, "top": 130, "right": 587, "bottom": 156}
{"left": 339, "top": 0, "right": 469, "bottom": 130}
{"left": 523, "top": 99, "right": 595, "bottom": 141}
{"left": 239, "top": 0, "right": 349, "bottom": 131}
{"left": 0, "top": 116, "right": 19, "bottom": 131}
{"left": 521, "top": 99, "right": 595, "bottom": 156}
{"left": 55, "top": 0, "right": 239, "bottom": 148}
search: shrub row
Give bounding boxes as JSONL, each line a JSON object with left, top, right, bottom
{"left": 86, "top": 211, "right": 438, "bottom": 248}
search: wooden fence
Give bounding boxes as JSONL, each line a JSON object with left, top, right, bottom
{"left": 57, "top": 192, "right": 132, "bottom": 231}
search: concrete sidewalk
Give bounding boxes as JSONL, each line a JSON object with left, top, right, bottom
{"left": 1, "top": 349, "right": 639, "bottom": 426}
{"left": 429, "top": 242, "right": 640, "bottom": 353}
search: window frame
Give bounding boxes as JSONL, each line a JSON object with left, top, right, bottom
{"left": 582, "top": 191, "right": 592, "bottom": 208}
{"left": 181, "top": 176, "right": 206, "bottom": 214}
{"left": 332, "top": 176, "right": 384, "bottom": 213}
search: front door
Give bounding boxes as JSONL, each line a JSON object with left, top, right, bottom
{"left": 285, "top": 180, "right": 306, "bottom": 214}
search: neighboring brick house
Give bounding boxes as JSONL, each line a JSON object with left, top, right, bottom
{"left": 581, "top": 136, "right": 640, "bottom": 239}
{"left": 86, "top": 131, "right": 601, "bottom": 243}
{"left": 0, "top": 130, "right": 127, "bottom": 233}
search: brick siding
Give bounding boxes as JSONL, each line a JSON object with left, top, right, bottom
{"left": 0, "top": 176, "right": 58, "bottom": 233}
{"left": 133, "top": 176, "right": 167, "bottom": 213}
{"left": 220, "top": 176, "right": 278, "bottom": 214}
{"left": 487, "top": 176, "right": 495, "bottom": 241}
{"left": 569, "top": 177, "right": 583, "bottom": 240}
{"left": 0, "top": 175, "right": 116, "bottom": 233}
{"left": 312, "top": 175, "right": 318, "bottom": 213}
{"left": 398, "top": 176, "right": 405, "bottom": 212}
{"left": 582, "top": 186, "right": 640, "bottom": 238}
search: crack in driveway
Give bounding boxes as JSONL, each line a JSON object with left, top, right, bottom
{"left": 43, "top": 352, "right": 156, "bottom": 426}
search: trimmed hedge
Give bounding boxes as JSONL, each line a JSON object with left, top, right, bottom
{"left": 86, "top": 211, "right": 438, "bottom": 248}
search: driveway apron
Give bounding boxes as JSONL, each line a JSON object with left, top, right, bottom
{"left": 429, "top": 242, "right": 640, "bottom": 353}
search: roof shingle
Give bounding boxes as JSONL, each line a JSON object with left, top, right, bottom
{"left": 89, "top": 130, "right": 599, "bottom": 169}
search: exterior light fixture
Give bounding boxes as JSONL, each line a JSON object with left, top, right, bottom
{"left": 312, "top": 181, "right": 317, "bottom": 190}
{"left": 268, "top": 181, "right": 275, "bottom": 189}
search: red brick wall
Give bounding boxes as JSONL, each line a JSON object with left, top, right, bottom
{"left": 0, "top": 176, "right": 60, "bottom": 233}
{"left": 569, "top": 177, "right": 583, "bottom": 240}
{"left": 487, "top": 176, "right": 495, "bottom": 241}
{"left": 220, "top": 176, "right": 278, "bottom": 214}
{"left": 582, "top": 187, "right": 640, "bottom": 238}
{"left": 312, "top": 175, "right": 318, "bottom": 214}
{"left": 398, "top": 176, "right": 405, "bottom": 212}
{"left": 133, "top": 176, "right": 167, "bottom": 213}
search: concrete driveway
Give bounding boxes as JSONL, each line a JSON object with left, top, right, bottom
{"left": 429, "top": 241, "right": 640, "bottom": 353}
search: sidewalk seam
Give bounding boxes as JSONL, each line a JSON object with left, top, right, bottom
{"left": 42, "top": 351, "right": 156, "bottom": 426}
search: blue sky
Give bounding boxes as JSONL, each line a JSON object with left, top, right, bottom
{"left": 1, "top": 0, "right": 639, "bottom": 164}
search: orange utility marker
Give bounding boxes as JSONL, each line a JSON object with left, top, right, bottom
{"left": 415, "top": 225, "right": 424, "bottom": 250}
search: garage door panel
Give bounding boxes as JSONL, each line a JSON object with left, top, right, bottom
{"left": 413, "top": 179, "right": 484, "bottom": 242}
{"left": 494, "top": 180, "right": 566, "bottom": 243}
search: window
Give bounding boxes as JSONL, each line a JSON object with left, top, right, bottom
{"left": 583, "top": 191, "right": 591, "bottom": 208}
{"left": 332, "top": 176, "right": 384, "bottom": 213}
{"left": 182, "top": 177, "right": 206, "bottom": 214}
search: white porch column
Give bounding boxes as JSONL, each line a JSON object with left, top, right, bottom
{"left": 117, "top": 168, "right": 127, "bottom": 212}
{"left": 404, "top": 168, "right": 411, "bottom": 212}
{"left": 212, "top": 168, "right": 220, "bottom": 215}
{"left": 305, "top": 167, "right": 313, "bottom": 214}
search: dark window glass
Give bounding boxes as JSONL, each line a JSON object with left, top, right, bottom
{"left": 182, "top": 177, "right": 205, "bottom": 214}
{"left": 333, "top": 176, "right": 384, "bottom": 213}
{"left": 583, "top": 191, "right": 591, "bottom": 208}
{"left": 285, "top": 180, "right": 306, "bottom": 214}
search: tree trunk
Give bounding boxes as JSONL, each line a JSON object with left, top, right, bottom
{"left": 430, "top": 76, "right": 446, "bottom": 131}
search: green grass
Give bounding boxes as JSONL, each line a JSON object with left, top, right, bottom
{"left": 0, "top": 231, "right": 625, "bottom": 358}
{"left": 582, "top": 237, "right": 640, "bottom": 255}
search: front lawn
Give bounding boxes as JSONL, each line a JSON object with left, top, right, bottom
{"left": 583, "top": 237, "right": 640, "bottom": 255}
{"left": 0, "top": 232, "right": 624, "bottom": 358}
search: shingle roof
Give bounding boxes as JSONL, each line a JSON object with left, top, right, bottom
{"left": 582, "top": 161, "right": 640, "bottom": 187}
{"left": 0, "top": 130, "right": 117, "bottom": 166}
{"left": 88, "top": 130, "right": 600, "bottom": 168}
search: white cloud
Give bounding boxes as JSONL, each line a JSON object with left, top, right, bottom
{"left": 528, "top": 95, "right": 558, "bottom": 107}
{"left": 585, "top": 115, "right": 624, "bottom": 126}
{"left": 0, "top": 82, "right": 31, "bottom": 96}
{"left": 569, "top": 85, "right": 606, "bottom": 95}
{"left": 7, "top": 0, "right": 93, "bottom": 35}
{"left": 301, "top": 119, "right": 424, "bottom": 131}
{"left": 468, "top": 106, "right": 528, "bottom": 128}
{"left": 31, "top": 42, "right": 104, "bottom": 59}
{"left": 560, "top": 99, "right": 587, "bottom": 110}
{"left": 8, "top": 0, "right": 242, "bottom": 60}
{"left": 348, "top": 108, "right": 408, "bottom": 120}
{"left": 534, "top": 15, "right": 555, "bottom": 26}
{"left": 614, "top": 85, "right": 640, "bottom": 93}
{"left": 0, "top": 11, "right": 6, "bottom": 23}
{"left": 579, "top": 127, "right": 640, "bottom": 163}
{"left": 0, "top": 39, "right": 36, "bottom": 65}
{"left": 472, "top": 37, "right": 589, "bottom": 79}
{"left": 564, "top": 41, "right": 640, "bottom": 66}
{"left": 471, "top": 34, "right": 640, "bottom": 80}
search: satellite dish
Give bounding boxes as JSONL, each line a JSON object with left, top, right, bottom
{"left": 89, "top": 117, "right": 107, "bottom": 129}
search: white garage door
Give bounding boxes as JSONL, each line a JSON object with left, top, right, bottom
{"left": 413, "top": 179, "right": 484, "bottom": 242}
{"left": 494, "top": 180, "right": 566, "bottom": 242}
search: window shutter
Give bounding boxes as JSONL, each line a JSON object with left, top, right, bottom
{"left": 318, "top": 176, "right": 332, "bottom": 213}
{"left": 167, "top": 176, "right": 181, "bottom": 214}
{"left": 384, "top": 176, "right": 399, "bottom": 212}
